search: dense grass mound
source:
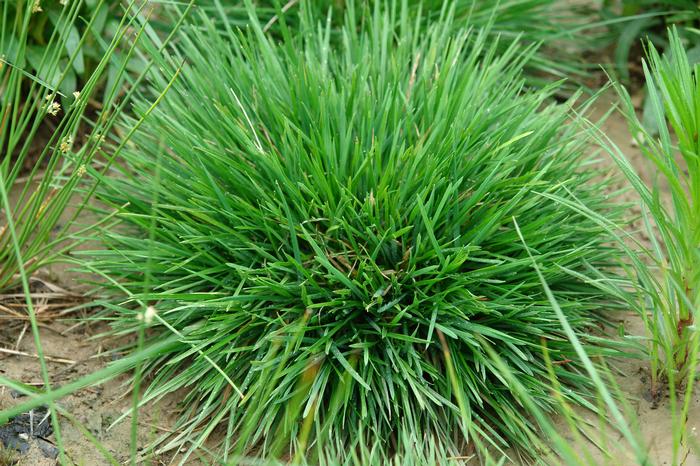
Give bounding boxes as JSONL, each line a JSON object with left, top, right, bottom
{"left": 88, "top": 5, "right": 625, "bottom": 463}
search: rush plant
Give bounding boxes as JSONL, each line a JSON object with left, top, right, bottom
{"left": 0, "top": 1, "right": 182, "bottom": 293}
{"left": 1, "top": 0, "right": 128, "bottom": 291}
{"left": 84, "top": 3, "right": 629, "bottom": 463}
{"left": 1, "top": 2, "right": 185, "bottom": 463}
{"left": 0, "top": 1, "right": 175, "bottom": 463}
{"left": 1, "top": 0, "right": 125, "bottom": 101}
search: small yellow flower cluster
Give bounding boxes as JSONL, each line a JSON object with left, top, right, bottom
{"left": 60, "top": 136, "right": 73, "bottom": 154}
{"left": 47, "top": 101, "right": 61, "bottom": 116}
{"left": 32, "top": 0, "right": 42, "bottom": 13}
{"left": 44, "top": 94, "right": 61, "bottom": 116}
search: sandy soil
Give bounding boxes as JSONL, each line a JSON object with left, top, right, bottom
{"left": 1, "top": 91, "right": 699, "bottom": 465}
{"left": 0, "top": 319, "right": 172, "bottom": 466}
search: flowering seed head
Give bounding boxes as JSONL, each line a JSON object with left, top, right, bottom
{"left": 137, "top": 306, "right": 158, "bottom": 325}
{"left": 144, "top": 306, "right": 157, "bottom": 324}
{"left": 60, "top": 136, "right": 73, "bottom": 153}
{"left": 47, "top": 101, "right": 61, "bottom": 116}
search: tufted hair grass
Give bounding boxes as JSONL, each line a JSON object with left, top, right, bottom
{"left": 76, "top": 2, "right": 633, "bottom": 463}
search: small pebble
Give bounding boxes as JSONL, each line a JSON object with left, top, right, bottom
{"left": 9, "top": 390, "right": 26, "bottom": 399}
{"left": 37, "top": 438, "right": 59, "bottom": 459}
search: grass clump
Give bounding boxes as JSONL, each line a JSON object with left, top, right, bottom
{"left": 201, "top": 0, "right": 595, "bottom": 83}
{"left": 610, "top": 30, "right": 700, "bottom": 464}
{"left": 597, "top": 25, "right": 700, "bottom": 465}
{"left": 615, "top": 27, "right": 700, "bottom": 393}
{"left": 86, "top": 4, "right": 629, "bottom": 463}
